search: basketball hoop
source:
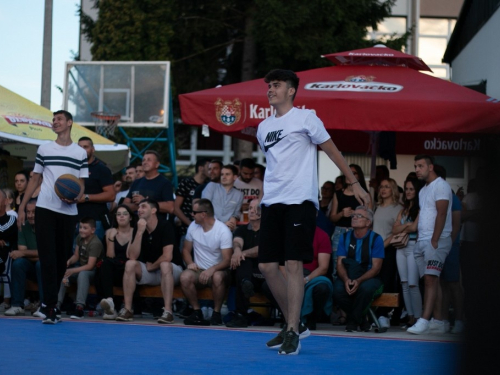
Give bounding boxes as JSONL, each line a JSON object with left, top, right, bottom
{"left": 91, "top": 111, "right": 121, "bottom": 138}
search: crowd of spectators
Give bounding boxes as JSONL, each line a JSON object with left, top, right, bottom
{"left": 0, "top": 149, "right": 477, "bottom": 336}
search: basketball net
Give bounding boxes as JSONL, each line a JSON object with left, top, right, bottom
{"left": 91, "top": 112, "right": 121, "bottom": 138}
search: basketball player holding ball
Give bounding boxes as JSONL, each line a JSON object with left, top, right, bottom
{"left": 18, "top": 110, "right": 88, "bottom": 324}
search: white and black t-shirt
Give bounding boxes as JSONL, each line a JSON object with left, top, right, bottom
{"left": 256, "top": 107, "right": 330, "bottom": 209}
{"left": 33, "top": 141, "right": 88, "bottom": 215}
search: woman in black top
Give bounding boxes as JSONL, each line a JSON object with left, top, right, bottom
{"left": 97, "top": 204, "right": 137, "bottom": 319}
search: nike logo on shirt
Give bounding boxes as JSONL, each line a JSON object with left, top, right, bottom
{"left": 263, "top": 130, "right": 287, "bottom": 152}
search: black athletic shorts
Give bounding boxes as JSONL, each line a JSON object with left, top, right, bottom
{"left": 258, "top": 201, "right": 317, "bottom": 264}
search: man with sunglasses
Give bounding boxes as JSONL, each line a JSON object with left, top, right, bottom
{"left": 333, "top": 206, "right": 384, "bottom": 332}
{"left": 180, "top": 198, "right": 232, "bottom": 326}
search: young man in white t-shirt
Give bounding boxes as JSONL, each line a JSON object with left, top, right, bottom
{"left": 18, "top": 110, "right": 88, "bottom": 324}
{"left": 180, "top": 198, "right": 232, "bottom": 326}
{"left": 408, "top": 154, "right": 453, "bottom": 335}
{"left": 256, "top": 69, "right": 370, "bottom": 355}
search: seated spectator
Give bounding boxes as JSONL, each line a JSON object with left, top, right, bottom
{"left": 0, "top": 189, "right": 18, "bottom": 313}
{"left": 202, "top": 165, "right": 243, "bottom": 231}
{"left": 333, "top": 206, "right": 384, "bottom": 332}
{"left": 96, "top": 205, "right": 137, "bottom": 320}
{"left": 300, "top": 226, "right": 334, "bottom": 330}
{"left": 227, "top": 199, "right": 263, "bottom": 328}
{"left": 261, "top": 226, "right": 333, "bottom": 331}
{"left": 116, "top": 199, "right": 183, "bottom": 323}
{"left": 57, "top": 217, "right": 103, "bottom": 319}
{"left": 319, "top": 181, "right": 335, "bottom": 215}
{"left": 5, "top": 199, "right": 44, "bottom": 317}
{"left": 180, "top": 199, "right": 232, "bottom": 326}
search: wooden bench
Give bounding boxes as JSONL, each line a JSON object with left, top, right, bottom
{"left": 26, "top": 280, "right": 399, "bottom": 331}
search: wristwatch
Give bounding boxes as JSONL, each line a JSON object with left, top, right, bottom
{"left": 85, "top": 194, "right": 89, "bottom": 202}
{"left": 305, "top": 276, "right": 310, "bottom": 283}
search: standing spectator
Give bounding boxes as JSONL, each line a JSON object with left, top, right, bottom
{"left": 116, "top": 199, "right": 182, "bottom": 323}
{"left": 193, "top": 160, "right": 222, "bottom": 199}
{"left": 124, "top": 150, "right": 175, "bottom": 220}
{"left": 97, "top": 204, "right": 137, "bottom": 320}
{"left": 14, "top": 170, "right": 29, "bottom": 213}
{"left": 0, "top": 189, "right": 19, "bottom": 312}
{"left": 181, "top": 199, "right": 232, "bottom": 326}
{"left": 135, "top": 165, "right": 145, "bottom": 179}
{"left": 174, "top": 158, "right": 210, "bottom": 247}
{"left": 254, "top": 164, "right": 266, "bottom": 181}
{"left": 57, "top": 217, "right": 103, "bottom": 319}
{"left": 202, "top": 165, "right": 244, "bottom": 231}
{"left": 433, "top": 165, "right": 464, "bottom": 334}
{"left": 334, "top": 175, "right": 346, "bottom": 191}
{"left": 77, "top": 136, "right": 116, "bottom": 240}
{"left": 234, "top": 158, "right": 263, "bottom": 212}
{"left": 5, "top": 199, "right": 44, "bottom": 317}
{"left": 373, "top": 178, "right": 402, "bottom": 324}
{"left": 392, "top": 178, "right": 422, "bottom": 328}
{"left": 17, "top": 110, "right": 88, "bottom": 324}
{"left": 333, "top": 206, "right": 384, "bottom": 332}
{"left": 112, "top": 166, "right": 137, "bottom": 210}
{"left": 319, "top": 181, "right": 335, "bottom": 215}
{"left": 408, "top": 155, "right": 453, "bottom": 335}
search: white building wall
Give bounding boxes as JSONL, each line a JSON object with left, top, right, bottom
{"left": 449, "top": 8, "right": 500, "bottom": 100}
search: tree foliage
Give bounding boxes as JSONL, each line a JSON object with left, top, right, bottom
{"left": 80, "top": 0, "right": 406, "bottom": 156}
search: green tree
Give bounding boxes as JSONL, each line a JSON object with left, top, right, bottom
{"left": 81, "top": 0, "right": 406, "bottom": 159}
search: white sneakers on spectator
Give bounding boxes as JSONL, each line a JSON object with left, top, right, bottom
{"left": 5, "top": 306, "right": 25, "bottom": 316}
{"left": 0, "top": 302, "right": 10, "bottom": 312}
{"left": 378, "top": 316, "right": 390, "bottom": 328}
{"left": 451, "top": 320, "right": 464, "bottom": 334}
{"left": 33, "top": 307, "right": 46, "bottom": 319}
{"left": 407, "top": 318, "right": 430, "bottom": 334}
{"left": 100, "top": 297, "right": 118, "bottom": 320}
{"left": 429, "top": 318, "right": 446, "bottom": 333}
{"left": 443, "top": 320, "right": 450, "bottom": 332}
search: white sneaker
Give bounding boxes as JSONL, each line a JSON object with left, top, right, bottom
{"left": 378, "top": 316, "right": 390, "bottom": 328}
{"left": 33, "top": 307, "right": 47, "bottom": 319}
{"left": 100, "top": 298, "right": 115, "bottom": 315}
{"left": 451, "top": 320, "right": 464, "bottom": 334}
{"left": 5, "top": 306, "right": 25, "bottom": 316}
{"left": 429, "top": 318, "right": 446, "bottom": 334}
{"left": 0, "top": 302, "right": 10, "bottom": 312}
{"left": 407, "top": 318, "right": 430, "bottom": 334}
{"left": 103, "top": 311, "right": 118, "bottom": 320}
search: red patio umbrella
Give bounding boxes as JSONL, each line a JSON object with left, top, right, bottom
{"left": 180, "top": 65, "right": 500, "bottom": 144}
{"left": 322, "top": 44, "right": 433, "bottom": 72}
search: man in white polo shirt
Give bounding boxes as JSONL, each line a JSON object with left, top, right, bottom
{"left": 408, "top": 154, "right": 453, "bottom": 335}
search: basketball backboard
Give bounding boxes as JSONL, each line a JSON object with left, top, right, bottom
{"left": 63, "top": 61, "right": 170, "bottom": 128}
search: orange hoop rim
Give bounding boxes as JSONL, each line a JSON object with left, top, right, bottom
{"left": 90, "top": 111, "right": 121, "bottom": 121}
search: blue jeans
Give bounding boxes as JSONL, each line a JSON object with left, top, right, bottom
{"left": 11, "top": 258, "right": 43, "bottom": 307}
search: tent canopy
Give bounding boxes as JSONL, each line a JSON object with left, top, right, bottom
{"left": 0, "top": 85, "right": 128, "bottom": 173}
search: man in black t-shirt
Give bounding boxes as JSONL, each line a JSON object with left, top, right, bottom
{"left": 116, "top": 199, "right": 183, "bottom": 324}
{"left": 77, "top": 137, "right": 115, "bottom": 240}
{"left": 227, "top": 199, "right": 264, "bottom": 328}
{"left": 124, "top": 150, "right": 174, "bottom": 221}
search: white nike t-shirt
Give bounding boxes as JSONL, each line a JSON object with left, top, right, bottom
{"left": 418, "top": 177, "right": 453, "bottom": 241}
{"left": 256, "top": 107, "right": 330, "bottom": 209}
